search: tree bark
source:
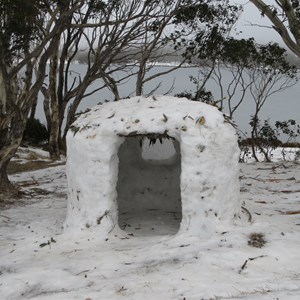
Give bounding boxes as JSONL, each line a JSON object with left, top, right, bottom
{"left": 48, "top": 40, "right": 61, "bottom": 161}
{"left": 0, "top": 105, "right": 26, "bottom": 196}
{"left": 29, "top": 95, "right": 38, "bottom": 121}
{"left": 0, "top": 65, "right": 25, "bottom": 195}
{"left": 0, "top": 160, "right": 15, "bottom": 199}
{"left": 48, "top": 118, "right": 61, "bottom": 160}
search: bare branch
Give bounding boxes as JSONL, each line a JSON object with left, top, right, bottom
{"left": 250, "top": 0, "right": 300, "bottom": 58}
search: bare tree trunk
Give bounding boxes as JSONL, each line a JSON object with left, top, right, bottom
{"left": 250, "top": 114, "right": 260, "bottom": 162}
{"left": 48, "top": 116, "right": 60, "bottom": 160}
{"left": 0, "top": 160, "right": 11, "bottom": 191}
{"left": 136, "top": 60, "right": 146, "bottom": 96}
{"left": 29, "top": 95, "right": 38, "bottom": 121}
{"left": 250, "top": 136, "right": 259, "bottom": 163}
{"left": 250, "top": 0, "right": 300, "bottom": 59}
{"left": 41, "top": 86, "right": 51, "bottom": 131}
{"left": 48, "top": 123, "right": 60, "bottom": 159}
{"left": 0, "top": 66, "right": 25, "bottom": 195}
{"left": 261, "top": 149, "right": 271, "bottom": 162}
{"left": 48, "top": 42, "right": 61, "bottom": 160}
{"left": 0, "top": 104, "right": 26, "bottom": 196}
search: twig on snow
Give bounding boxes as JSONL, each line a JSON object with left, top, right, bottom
{"left": 0, "top": 214, "right": 11, "bottom": 220}
{"left": 239, "top": 255, "right": 266, "bottom": 274}
{"left": 241, "top": 206, "right": 252, "bottom": 222}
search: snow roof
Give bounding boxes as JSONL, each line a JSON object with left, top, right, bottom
{"left": 65, "top": 96, "right": 240, "bottom": 239}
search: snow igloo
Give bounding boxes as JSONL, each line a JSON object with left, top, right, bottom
{"left": 64, "top": 96, "right": 240, "bottom": 238}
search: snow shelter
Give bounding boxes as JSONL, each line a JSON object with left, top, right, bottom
{"left": 64, "top": 96, "right": 240, "bottom": 238}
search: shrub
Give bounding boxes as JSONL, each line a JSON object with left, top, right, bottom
{"left": 294, "top": 150, "right": 300, "bottom": 162}
{"left": 175, "top": 88, "right": 213, "bottom": 103}
{"left": 23, "top": 118, "right": 49, "bottom": 145}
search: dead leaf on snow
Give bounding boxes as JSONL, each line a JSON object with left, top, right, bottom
{"left": 279, "top": 210, "right": 300, "bottom": 215}
{"left": 196, "top": 116, "right": 205, "bottom": 125}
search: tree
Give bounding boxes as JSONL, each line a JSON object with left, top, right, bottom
{"left": 250, "top": 0, "right": 300, "bottom": 59}
{"left": 247, "top": 43, "right": 298, "bottom": 161}
{"left": 0, "top": 0, "right": 85, "bottom": 196}
{"left": 42, "top": 0, "right": 187, "bottom": 159}
{"left": 188, "top": 38, "right": 258, "bottom": 116}
{"left": 175, "top": 18, "right": 298, "bottom": 162}
{"left": 170, "top": 0, "right": 243, "bottom": 106}
{"left": 41, "top": 1, "right": 100, "bottom": 159}
{"left": 193, "top": 38, "right": 297, "bottom": 124}
{"left": 172, "top": 7, "right": 257, "bottom": 115}
{"left": 43, "top": 0, "right": 241, "bottom": 159}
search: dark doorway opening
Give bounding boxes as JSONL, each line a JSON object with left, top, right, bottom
{"left": 116, "top": 136, "right": 182, "bottom": 236}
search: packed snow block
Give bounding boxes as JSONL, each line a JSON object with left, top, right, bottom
{"left": 64, "top": 96, "right": 240, "bottom": 238}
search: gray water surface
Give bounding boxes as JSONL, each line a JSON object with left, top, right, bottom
{"left": 36, "top": 64, "right": 300, "bottom": 136}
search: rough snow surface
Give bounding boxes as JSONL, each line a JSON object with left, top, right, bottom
{"left": 11, "top": 147, "right": 50, "bottom": 163}
{"left": 1, "top": 156, "right": 300, "bottom": 299}
{"left": 65, "top": 96, "right": 240, "bottom": 238}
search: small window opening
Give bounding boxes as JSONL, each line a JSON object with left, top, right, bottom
{"left": 141, "top": 137, "right": 176, "bottom": 163}
{"left": 117, "top": 135, "right": 182, "bottom": 236}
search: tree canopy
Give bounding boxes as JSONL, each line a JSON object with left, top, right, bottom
{"left": 0, "top": 0, "right": 48, "bottom": 61}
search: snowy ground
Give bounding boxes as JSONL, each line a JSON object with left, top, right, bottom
{"left": 0, "top": 148, "right": 300, "bottom": 300}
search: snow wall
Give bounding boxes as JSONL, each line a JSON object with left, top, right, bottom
{"left": 64, "top": 96, "right": 240, "bottom": 238}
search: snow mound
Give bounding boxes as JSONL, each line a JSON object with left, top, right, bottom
{"left": 65, "top": 96, "right": 240, "bottom": 239}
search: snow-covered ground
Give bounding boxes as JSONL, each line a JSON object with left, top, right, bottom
{"left": 1, "top": 149, "right": 300, "bottom": 299}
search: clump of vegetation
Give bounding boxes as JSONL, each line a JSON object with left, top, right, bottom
{"left": 249, "top": 118, "right": 282, "bottom": 162}
{"left": 294, "top": 150, "right": 300, "bottom": 162}
{"left": 237, "top": 132, "right": 252, "bottom": 163}
{"left": 175, "top": 88, "right": 213, "bottom": 103}
{"left": 239, "top": 118, "right": 300, "bottom": 162}
{"left": 22, "top": 118, "right": 49, "bottom": 146}
{"left": 248, "top": 232, "right": 266, "bottom": 248}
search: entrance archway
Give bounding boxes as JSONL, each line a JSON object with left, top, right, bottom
{"left": 117, "top": 136, "right": 182, "bottom": 236}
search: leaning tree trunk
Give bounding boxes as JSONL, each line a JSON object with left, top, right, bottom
{"left": 0, "top": 105, "right": 27, "bottom": 196}
{"left": 46, "top": 40, "right": 61, "bottom": 161}
{"left": 250, "top": 114, "right": 260, "bottom": 163}
{"left": 41, "top": 86, "right": 60, "bottom": 159}
{"left": 0, "top": 160, "right": 11, "bottom": 192}
{"left": 48, "top": 112, "right": 60, "bottom": 160}
{"left": 0, "top": 68, "right": 20, "bottom": 195}
{"left": 1, "top": 49, "right": 45, "bottom": 196}
{"left": 29, "top": 95, "right": 38, "bottom": 121}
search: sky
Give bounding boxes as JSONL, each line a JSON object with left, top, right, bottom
{"left": 232, "top": 0, "right": 285, "bottom": 45}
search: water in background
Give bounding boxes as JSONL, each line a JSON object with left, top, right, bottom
{"left": 36, "top": 64, "right": 300, "bottom": 137}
